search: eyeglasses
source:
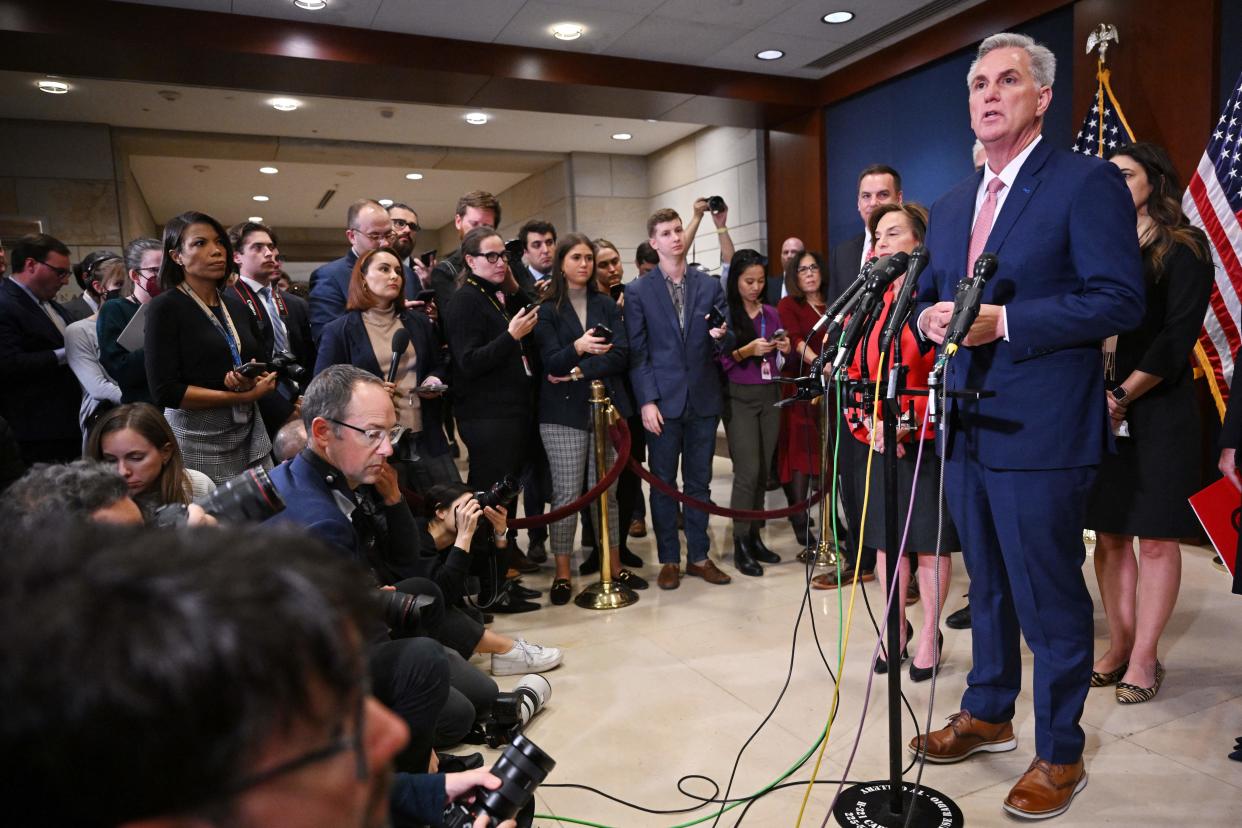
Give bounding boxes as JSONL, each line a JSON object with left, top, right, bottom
{"left": 137, "top": 266, "right": 161, "bottom": 277}
{"left": 327, "top": 418, "right": 405, "bottom": 448}
{"left": 225, "top": 683, "right": 369, "bottom": 795}
{"left": 469, "top": 251, "right": 506, "bottom": 265}
{"left": 352, "top": 229, "right": 397, "bottom": 243}
{"left": 38, "top": 260, "right": 72, "bottom": 279}
{"left": 389, "top": 219, "right": 420, "bottom": 232}
{"left": 796, "top": 263, "right": 820, "bottom": 275}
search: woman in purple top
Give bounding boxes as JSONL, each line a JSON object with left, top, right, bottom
{"left": 719, "top": 249, "right": 791, "bottom": 576}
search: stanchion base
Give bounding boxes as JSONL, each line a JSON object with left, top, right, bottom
{"left": 574, "top": 580, "right": 639, "bottom": 610}
{"left": 832, "top": 781, "right": 963, "bottom": 828}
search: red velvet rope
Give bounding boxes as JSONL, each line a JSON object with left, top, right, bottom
{"left": 508, "top": 421, "right": 632, "bottom": 529}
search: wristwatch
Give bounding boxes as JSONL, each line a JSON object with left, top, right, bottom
{"left": 1110, "top": 386, "right": 1129, "bottom": 404}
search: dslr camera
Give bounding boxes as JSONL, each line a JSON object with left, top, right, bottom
{"left": 442, "top": 734, "right": 555, "bottom": 828}
{"left": 474, "top": 474, "right": 523, "bottom": 510}
{"left": 151, "top": 467, "right": 285, "bottom": 528}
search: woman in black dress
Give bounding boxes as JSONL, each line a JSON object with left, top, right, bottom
{"left": 1086, "top": 143, "right": 1213, "bottom": 703}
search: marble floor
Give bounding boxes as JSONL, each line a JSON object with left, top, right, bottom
{"left": 467, "top": 455, "right": 1242, "bottom": 826}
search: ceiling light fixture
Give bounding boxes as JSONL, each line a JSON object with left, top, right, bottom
{"left": 249, "top": 216, "right": 264, "bottom": 223}
{"left": 259, "top": 166, "right": 279, "bottom": 174}
{"left": 37, "top": 79, "right": 69, "bottom": 94}
{"left": 823, "top": 11, "right": 855, "bottom": 24}
{"left": 611, "top": 132, "right": 632, "bottom": 141}
{"left": 293, "top": 1, "right": 328, "bottom": 10}
{"left": 405, "top": 172, "right": 424, "bottom": 180}
{"left": 755, "top": 49, "right": 785, "bottom": 61}
{"left": 464, "top": 112, "right": 489, "bottom": 125}
{"left": 551, "top": 23, "right": 584, "bottom": 41}
{"left": 378, "top": 198, "right": 394, "bottom": 208}
{"left": 252, "top": 195, "right": 270, "bottom": 202}
{"left": 269, "top": 97, "right": 301, "bottom": 112}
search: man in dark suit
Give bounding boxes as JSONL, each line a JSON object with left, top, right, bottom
{"left": 910, "top": 33, "right": 1144, "bottom": 819}
{"left": 0, "top": 233, "right": 82, "bottom": 464}
{"left": 626, "top": 208, "right": 733, "bottom": 590}
{"left": 228, "top": 221, "right": 316, "bottom": 440}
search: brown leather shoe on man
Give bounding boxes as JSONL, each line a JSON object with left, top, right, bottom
{"left": 908, "top": 710, "right": 1017, "bottom": 763}
{"left": 1003, "top": 757, "right": 1086, "bottom": 819}
{"left": 684, "top": 558, "right": 732, "bottom": 585}
{"left": 657, "top": 563, "right": 680, "bottom": 590}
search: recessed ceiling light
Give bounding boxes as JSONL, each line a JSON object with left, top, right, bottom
{"left": 756, "top": 49, "right": 785, "bottom": 61}
{"left": 293, "top": 0, "right": 328, "bottom": 10}
{"left": 269, "top": 97, "right": 300, "bottom": 112}
{"left": 378, "top": 199, "right": 394, "bottom": 208}
{"left": 823, "top": 11, "right": 855, "bottom": 24}
{"left": 464, "top": 112, "right": 489, "bottom": 125}
{"left": 611, "top": 132, "right": 633, "bottom": 141}
{"left": 259, "top": 166, "right": 279, "bottom": 175}
{"left": 37, "top": 80, "right": 69, "bottom": 94}
{"left": 249, "top": 216, "right": 264, "bottom": 223}
{"left": 405, "top": 172, "right": 424, "bottom": 181}
{"left": 252, "top": 195, "right": 270, "bottom": 202}
{"left": 551, "top": 23, "right": 584, "bottom": 41}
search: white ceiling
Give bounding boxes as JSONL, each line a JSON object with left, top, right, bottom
{"left": 120, "top": 0, "right": 981, "bottom": 79}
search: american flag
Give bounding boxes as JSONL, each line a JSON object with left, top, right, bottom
{"left": 1072, "top": 67, "right": 1134, "bottom": 157}
{"left": 1184, "top": 71, "right": 1242, "bottom": 419}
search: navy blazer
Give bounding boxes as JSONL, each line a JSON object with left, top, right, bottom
{"left": 266, "top": 452, "right": 362, "bottom": 564}
{"left": 625, "top": 265, "right": 727, "bottom": 420}
{"left": 308, "top": 251, "right": 417, "bottom": 342}
{"left": 314, "top": 309, "right": 450, "bottom": 456}
{"left": 0, "top": 279, "right": 81, "bottom": 444}
{"left": 914, "top": 139, "right": 1145, "bottom": 470}
{"left": 828, "top": 232, "right": 866, "bottom": 304}
{"left": 533, "top": 290, "right": 633, "bottom": 429}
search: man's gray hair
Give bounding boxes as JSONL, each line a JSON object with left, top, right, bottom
{"left": 301, "top": 364, "right": 385, "bottom": 434}
{"left": 968, "top": 32, "right": 1056, "bottom": 89}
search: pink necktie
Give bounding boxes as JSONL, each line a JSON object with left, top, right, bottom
{"left": 968, "top": 178, "right": 1006, "bottom": 270}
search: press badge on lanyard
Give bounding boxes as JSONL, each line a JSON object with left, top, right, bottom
{"left": 521, "top": 354, "right": 533, "bottom": 377}
{"left": 758, "top": 313, "right": 772, "bottom": 380}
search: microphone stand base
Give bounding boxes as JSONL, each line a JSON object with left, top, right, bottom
{"left": 833, "top": 781, "right": 963, "bottom": 828}
{"left": 574, "top": 579, "right": 639, "bottom": 610}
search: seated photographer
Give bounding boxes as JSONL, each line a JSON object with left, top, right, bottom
{"left": 315, "top": 246, "right": 457, "bottom": 493}
{"left": 86, "top": 402, "right": 217, "bottom": 525}
{"left": 0, "top": 520, "right": 517, "bottom": 828}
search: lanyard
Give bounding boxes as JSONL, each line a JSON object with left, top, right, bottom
{"left": 178, "top": 284, "right": 243, "bottom": 367}
{"left": 233, "top": 280, "right": 287, "bottom": 324}
{"left": 467, "top": 275, "right": 511, "bottom": 319}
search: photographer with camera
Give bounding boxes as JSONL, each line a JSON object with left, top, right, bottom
{"left": 314, "top": 246, "right": 458, "bottom": 492}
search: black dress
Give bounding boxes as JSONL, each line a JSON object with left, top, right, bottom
{"left": 1086, "top": 241, "right": 1213, "bottom": 537}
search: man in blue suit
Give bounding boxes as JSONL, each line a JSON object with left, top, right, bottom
{"left": 626, "top": 208, "right": 733, "bottom": 590}
{"left": 910, "top": 33, "right": 1144, "bottom": 819}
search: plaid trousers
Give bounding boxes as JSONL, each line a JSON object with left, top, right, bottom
{"left": 538, "top": 422, "right": 620, "bottom": 558}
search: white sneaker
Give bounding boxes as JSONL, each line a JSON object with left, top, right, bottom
{"left": 491, "top": 638, "right": 563, "bottom": 676}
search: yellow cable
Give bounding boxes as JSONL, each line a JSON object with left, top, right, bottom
{"left": 794, "top": 355, "right": 886, "bottom": 827}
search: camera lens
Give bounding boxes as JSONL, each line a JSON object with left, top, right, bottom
{"left": 196, "top": 467, "right": 285, "bottom": 523}
{"left": 474, "top": 734, "right": 556, "bottom": 823}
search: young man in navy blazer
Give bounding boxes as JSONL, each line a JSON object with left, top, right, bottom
{"left": 910, "top": 33, "right": 1144, "bottom": 819}
{"left": 625, "top": 208, "right": 733, "bottom": 590}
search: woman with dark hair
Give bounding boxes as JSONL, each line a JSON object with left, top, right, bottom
{"left": 534, "top": 234, "right": 645, "bottom": 604}
{"left": 98, "top": 237, "right": 162, "bottom": 405}
{"left": 314, "top": 246, "right": 456, "bottom": 491}
{"left": 144, "top": 212, "right": 275, "bottom": 483}
{"left": 86, "top": 402, "right": 216, "bottom": 524}
{"left": 719, "top": 248, "right": 789, "bottom": 575}
{"left": 777, "top": 249, "right": 830, "bottom": 548}
{"left": 1086, "top": 142, "right": 1214, "bottom": 704}
{"left": 836, "top": 202, "right": 960, "bottom": 682}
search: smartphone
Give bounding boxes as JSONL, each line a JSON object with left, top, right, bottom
{"left": 590, "top": 324, "right": 614, "bottom": 344}
{"left": 415, "top": 289, "right": 436, "bottom": 303}
{"left": 236, "top": 362, "right": 269, "bottom": 378}
{"left": 418, "top": 250, "right": 437, "bottom": 267}
{"left": 772, "top": 328, "right": 787, "bottom": 340}
{"left": 705, "top": 307, "right": 726, "bottom": 329}
{"left": 522, "top": 303, "right": 537, "bottom": 314}
{"left": 609, "top": 283, "right": 625, "bottom": 300}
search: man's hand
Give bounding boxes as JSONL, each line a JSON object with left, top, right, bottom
{"left": 641, "top": 401, "right": 664, "bottom": 436}
{"left": 708, "top": 318, "right": 728, "bottom": 340}
{"left": 373, "top": 463, "right": 403, "bottom": 506}
{"left": 185, "top": 504, "right": 218, "bottom": 527}
{"left": 963, "top": 304, "right": 1006, "bottom": 346}
{"left": 1105, "top": 391, "right": 1128, "bottom": 425}
{"left": 692, "top": 197, "right": 709, "bottom": 218}
{"left": 918, "top": 301, "right": 954, "bottom": 345}
{"left": 443, "top": 769, "right": 518, "bottom": 828}
{"left": 1220, "top": 448, "right": 1242, "bottom": 492}
{"left": 711, "top": 204, "right": 729, "bottom": 228}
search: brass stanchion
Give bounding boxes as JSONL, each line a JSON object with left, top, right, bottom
{"left": 575, "top": 380, "right": 639, "bottom": 610}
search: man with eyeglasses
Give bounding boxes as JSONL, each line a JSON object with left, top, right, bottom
{"left": 0, "top": 519, "right": 518, "bottom": 828}
{"left": 310, "top": 199, "right": 413, "bottom": 341}
{"left": 0, "top": 233, "right": 82, "bottom": 463}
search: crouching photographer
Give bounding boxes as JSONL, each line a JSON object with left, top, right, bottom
{"left": 0, "top": 521, "right": 522, "bottom": 828}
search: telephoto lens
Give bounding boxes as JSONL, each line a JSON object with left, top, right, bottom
{"left": 475, "top": 474, "right": 522, "bottom": 510}
{"left": 377, "top": 590, "right": 434, "bottom": 634}
{"left": 441, "top": 734, "right": 556, "bottom": 828}
{"left": 484, "top": 673, "right": 552, "bottom": 747}
{"left": 198, "top": 466, "right": 285, "bottom": 523}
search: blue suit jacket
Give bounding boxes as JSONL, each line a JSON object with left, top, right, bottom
{"left": 914, "top": 139, "right": 1145, "bottom": 470}
{"left": 308, "top": 250, "right": 417, "bottom": 342}
{"left": 314, "top": 309, "right": 451, "bottom": 456}
{"left": 624, "top": 265, "right": 727, "bottom": 420}
{"left": 534, "top": 290, "right": 633, "bottom": 429}
{"left": 266, "top": 452, "right": 363, "bottom": 564}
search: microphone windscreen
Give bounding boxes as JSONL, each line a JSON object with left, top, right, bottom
{"left": 390, "top": 328, "right": 411, "bottom": 355}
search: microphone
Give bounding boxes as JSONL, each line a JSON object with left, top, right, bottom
{"left": 829, "top": 252, "right": 910, "bottom": 374}
{"left": 876, "top": 244, "right": 929, "bottom": 357}
{"left": 809, "top": 257, "right": 877, "bottom": 337}
{"left": 387, "top": 328, "right": 411, "bottom": 383}
{"left": 941, "top": 253, "right": 999, "bottom": 358}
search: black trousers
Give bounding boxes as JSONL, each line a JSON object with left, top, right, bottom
{"left": 369, "top": 637, "right": 448, "bottom": 774}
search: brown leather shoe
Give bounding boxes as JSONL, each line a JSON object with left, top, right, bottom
{"left": 657, "top": 563, "right": 680, "bottom": 590}
{"left": 684, "top": 558, "right": 732, "bottom": 585}
{"left": 811, "top": 568, "right": 875, "bottom": 590}
{"left": 908, "top": 710, "right": 1016, "bottom": 763}
{"left": 1003, "top": 757, "right": 1086, "bottom": 819}
{"left": 628, "top": 519, "right": 647, "bottom": 538}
